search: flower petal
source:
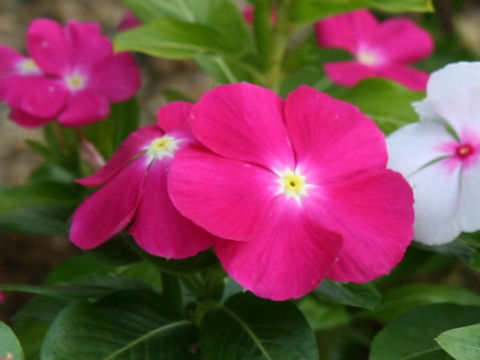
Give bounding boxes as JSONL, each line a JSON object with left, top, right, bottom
{"left": 129, "top": 159, "right": 215, "bottom": 258}
{"left": 27, "top": 18, "right": 69, "bottom": 76}
{"left": 376, "top": 63, "right": 429, "bottom": 91}
{"left": 373, "top": 18, "right": 433, "bottom": 64}
{"left": 310, "top": 169, "right": 414, "bottom": 282}
{"left": 118, "top": 11, "right": 142, "bottom": 31}
{"left": 324, "top": 61, "right": 377, "bottom": 87}
{"left": 4, "top": 75, "right": 67, "bottom": 118}
{"left": 458, "top": 161, "right": 480, "bottom": 232}
{"left": 78, "top": 125, "right": 162, "bottom": 187}
{"left": 88, "top": 52, "right": 141, "bottom": 102}
{"left": 285, "top": 86, "right": 387, "bottom": 179}
{"left": 315, "top": 10, "right": 379, "bottom": 53}
{"left": 168, "top": 145, "right": 280, "bottom": 241}
{"left": 58, "top": 89, "right": 110, "bottom": 126}
{"left": 387, "top": 122, "right": 454, "bottom": 177}
{"left": 9, "top": 108, "right": 52, "bottom": 128}
{"left": 0, "top": 45, "right": 24, "bottom": 74}
{"left": 215, "top": 208, "right": 342, "bottom": 300}
{"left": 190, "top": 83, "right": 294, "bottom": 170}
{"left": 409, "top": 160, "right": 461, "bottom": 244}
{"left": 70, "top": 157, "right": 148, "bottom": 249}
{"left": 157, "top": 101, "right": 193, "bottom": 132}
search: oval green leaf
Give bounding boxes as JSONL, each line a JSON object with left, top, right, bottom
{"left": 0, "top": 322, "right": 24, "bottom": 360}
{"left": 436, "top": 323, "right": 480, "bottom": 360}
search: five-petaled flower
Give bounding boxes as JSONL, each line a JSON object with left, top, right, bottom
{"left": 168, "top": 83, "right": 414, "bottom": 300}
{"left": 0, "top": 19, "right": 141, "bottom": 127}
{"left": 70, "top": 102, "right": 216, "bottom": 258}
{"left": 388, "top": 62, "right": 480, "bottom": 244}
{"left": 315, "top": 10, "right": 433, "bottom": 91}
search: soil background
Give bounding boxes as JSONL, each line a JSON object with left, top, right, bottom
{"left": 0, "top": 0, "right": 210, "bottom": 322}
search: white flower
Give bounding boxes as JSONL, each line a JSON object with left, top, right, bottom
{"left": 387, "top": 62, "right": 480, "bottom": 244}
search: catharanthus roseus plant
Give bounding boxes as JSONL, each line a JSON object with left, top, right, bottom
{"left": 1, "top": 1, "right": 480, "bottom": 360}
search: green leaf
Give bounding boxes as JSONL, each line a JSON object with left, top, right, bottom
{"left": 115, "top": 18, "right": 241, "bottom": 59}
{"left": 88, "top": 234, "right": 142, "bottom": 266}
{"left": 316, "top": 279, "right": 381, "bottom": 309}
{"left": 413, "top": 240, "right": 475, "bottom": 263}
{"left": 292, "top": 0, "right": 434, "bottom": 24}
{"left": 0, "top": 182, "right": 81, "bottom": 214}
{"left": 0, "top": 206, "right": 70, "bottom": 235}
{"left": 338, "top": 78, "right": 424, "bottom": 134}
{"left": 369, "top": 284, "right": 480, "bottom": 323}
{"left": 436, "top": 323, "right": 480, "bottom": 360}
{"left": 194, "top": 54, "right": 251, "bottom": 84}
{"left": 0, "top": 284, "right": 128, "bottom": 300}
{"left": 0, "top": 322, "right": 24, "bottom": 360}
{"left": 369, "top": 304, "right": 480, "bottom": 360}
{"left": 200, "top": 292, "right": 318, "bottom": 360}
{"left": 298, "top": 295, "right": 350, "bottom": 331}
{"left": 41, "top": 290, "right": 198, "bottom": 360}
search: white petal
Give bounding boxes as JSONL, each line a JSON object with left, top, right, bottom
{"left": 412, "top": 99, "right": 442, "bottom": 122}
{"left": 427, "top": 62, "right": 480, "bottom": 101}
{"left": 387, "top": 122, "right": 454, "bottom": 177}
{"left": 458, "top": 160, "right": 480, "bottom": 232}
{"left": 408, "top": 160, "right": 461, "bottom": 244}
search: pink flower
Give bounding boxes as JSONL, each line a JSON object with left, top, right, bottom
{"left": 315, "top": 10, "right": 433, "bottom": 91}
{"left": 168, "top": 83, "right": 414, "bottom": 300}
{"left": 70, "top": 102, "right": 216, "bottom": 258}
{"left": 117, "top": 11, "right": 142, "bottom": 31}
{"left": 243, "top": 6, "right": 277, "bottom": 24}
{"left": 0, "top": 19, "right": 141, "bottom": 127}
{"left": 388, "top": 62, "right": 480, "bottom": 244}
{"left": 0, "top": 291, "right": 4, "bottom": 302}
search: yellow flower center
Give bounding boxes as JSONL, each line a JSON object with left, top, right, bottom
{"left": 18, "top": 59, "right": 40, "bottom": 75}
{"left": 65, "top": 74, "right": 86, "bottom": 90}
{"left": 146, "top": 135, "right": 179, "bottom": 161}
{"left": 278, "top": 169, "right": 309, "bottom": 202}
{"left": 357, "top": 50, "right": 377, "bottom": 66}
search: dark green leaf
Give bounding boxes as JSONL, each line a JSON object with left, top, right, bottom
{"left": 200, "top": 292, "right": 318, "bottom": 360}
{"left": 0, "top": 206, "right": 70, "bottom": 235}
{"left": 292, "top": 0, "right": 434, "bottom": 24}
{"left": 0, "top": 322, "right": 24, "bottom": 360}
{"left": 368, "top": 284, "right": 480, "bottom": 323}
{"left": 41, "top": 290, "right": 198, "bottom": 360}
{"left": 436, "top": 323, "right": 480, "bottom": 360}
{"left": 115, "top": 18, "right": 241, "bottom": 59}
{"left": 369, "top": 304, "right": 480, "bottom": 360}
{"left": 316, "top": 279, "right": 381, "bottom": 309}
{"left": 413, "top": 240, "right": 475, "bottom": 263}
{"left": 338, "top": 78, "right": 424, "bottom": 134}
{"left": 0, "top": 284, "right": 126, "bottom": 300}
{"left": 298, "top": 295, "right": 350, "bottom": 331}
{"left": 194, "top": 54, "right": 251, "bottom": 84}
{"left": 88, "top": 234, "right": 141, "bottom": 266}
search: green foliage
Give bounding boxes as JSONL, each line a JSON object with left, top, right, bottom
{"left": 370, "top": 304, "right": 480, "bottom": 360}
{"left": 40, "top": 290, "right": 198, "bottom": 360}
{"left": 316, "top": 279, "right": 382, "bottom": 309}
{"left": 436, "top": 323, "right": 480, "bottom": 360}
{"left": 0, "top": 322, "right": 24, "bottom": 360}
{"left": 200, "top": 292, "right": 319, "bottom": 360}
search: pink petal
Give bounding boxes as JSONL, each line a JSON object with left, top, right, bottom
{"left": 190, "top": 83, "right": 295, "bottom": 170}
{"left": 377, "top": 63, "right": 429, "bottom": 91}
{"left": 0, "top": 45, "right": 24, "bottom": 74}
{"left": 58, "top": 89, "right": 110, "bottom": 126}
{"left": 285, "top": 86, "right": 387, "bottom": 178}
{"left": 408, "top": 159, "right": 461, "bottom": 244}
{"left": 311, "top": 169, "right": 414, "bottom": 282}
{"left": 129, "top": 159, "right": 215, "bottom": 258}
{"left": 78, "top": 125, "right": 162, "bottom": 187}
{"left": 324, "top": 61, "right": 377, "bottom": 87}
{"left": 215, "top": 207, "right": 343, "bottom": 300}
{"left": 88, "top": 52, "right": 141, "bottom": 102}
{"left": 64, "top": 20, "right": 112, "bottom": 70}
{"left": 4, "top": 75, "right": 67, "bottom": 118}
{"left": 70, "top": 157, "right": 148, "bottom": 249}
{"left": 118, "top": 11, "right": 142, "bottom": 31}
{"left": 168, "top": 145, "right": 280, "bottom": 241}
{"left": 9, "top": 107, "right": 52, "bottom": 128}
{"left": 157, "top": 101, "right": 193, "bottom": 132}
{"left": 27, "top": 18, "right": 69, "bottom": 76}
{"left": 387, "top": 122, "right": 455, "bottom": 177}
{"left": 373, "top": 18, "right": 433, "bottom": 64}
{"left": 315, "top": 10, "right": 379, "bottom": 53}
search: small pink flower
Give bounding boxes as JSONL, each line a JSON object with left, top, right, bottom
{"left": 70, "top": 102, "right": 216, "bottom": 258}
{"left": 168, "top": 83, "right": 414, "bottom": 300}
{"left": 0, "top": 291, "right": 4, "bottom": 302}
{"left": 117, "top": 11, "right": 142, "bottom": 31}
{"left": 243, "top": 6, "right": 277, "bottom": 24}
{"left": 0, "top": 19, "right": 141, "bottom": 127}
{"left": 315, "top": 10, "right": 433, "bottom": 91}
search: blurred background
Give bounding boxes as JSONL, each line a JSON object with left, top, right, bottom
{"left": 0, "top": 0, "right": 479, "bottom": 322}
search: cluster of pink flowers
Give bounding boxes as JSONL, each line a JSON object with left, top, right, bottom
{"left": 0, "top": 19, "right": 140, "bottom": 127}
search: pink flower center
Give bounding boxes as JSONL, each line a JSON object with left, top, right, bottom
{"left": 456, "top": 143, "right": 475, "bottom": 159}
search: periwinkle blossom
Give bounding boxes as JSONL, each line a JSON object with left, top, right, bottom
{"left": 315, "top": 10, "right": 433, "bottom": 91}
{"left": 169, "top": 83, "right": 414, "bottom": 300}
{"left": 117, "top": 11, "right": 142, "bottom": 31}
{"left": 0, "top": 19, "right": 141, "bottom": 127}
{"left": 70, "top": 102, "right": 216, "bottom": 258}
{"left": 388, "top": 62, "right": 480, "bottom": 244}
